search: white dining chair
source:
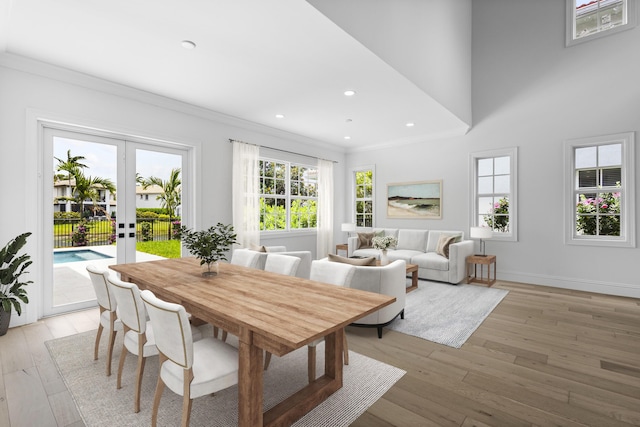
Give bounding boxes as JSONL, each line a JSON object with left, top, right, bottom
{"left": 262, "top": 253, "right": 302, "bottom": 370}
{"left": 307, "top": 260, "right": 356, "bottom": 382}
{"left": 140, "top": 290, "right": 239, "bottom": 427}
{"left": 264, "top": 253, "right": 301, "bottom": 276}
{"left": 229, "top": 248, "right": 262, "bottom": 268}
{"left": 86, "top": 265, "right": 122, "bottom": 377}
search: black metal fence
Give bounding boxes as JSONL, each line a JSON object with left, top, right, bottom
{"left": 53, "top": 218, "right": 180, "bottom": 248}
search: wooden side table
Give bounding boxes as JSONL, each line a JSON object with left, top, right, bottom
{"left": 335, "top": 243, "right": 348, "bottom": 256}
{"left": 466, "top": 254, "right": 496, "bottom": 287}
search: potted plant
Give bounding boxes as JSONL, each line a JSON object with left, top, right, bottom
{"left": 178, "top": 223, "right": 237, "bottom": 276}
{"left": 0, "top": 232, "right": 32, "bottom": 336}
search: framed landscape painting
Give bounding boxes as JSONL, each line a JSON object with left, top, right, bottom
{"left": 387, "top": 180, "right": 442, "bottom": 219}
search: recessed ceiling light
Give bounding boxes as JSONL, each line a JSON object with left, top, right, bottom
{"left": 406, "top": 122, "right": 415, "bottom": 127}
{"left": 345, "top": 118, "right": 353, "bottom": 123}
{"left": 344, "top": 136, "right": 351, "bottom": 140}
{"left": 275, "top": 114, "right": 285, "bottom": 119}
{"left": 181, "top": 40, "right": 196, "bottom": 50}
{"left": 344, "top": 90, "right": 356, "bottom": 97}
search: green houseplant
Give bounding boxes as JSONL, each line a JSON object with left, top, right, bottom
{"left": 178, "top": 223, "right": 237, "bottom": 276}
{"left": 0, "top": 232, "right": 32, "bottom": 336}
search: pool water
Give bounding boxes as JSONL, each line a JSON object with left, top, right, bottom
{"left": 53, "top": 249, "right": 113, "bottom": 264}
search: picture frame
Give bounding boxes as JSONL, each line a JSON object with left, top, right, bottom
{"left": 387, "top": 180, "right": 442, "bottom": 219}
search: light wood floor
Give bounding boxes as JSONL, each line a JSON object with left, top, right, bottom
{"left": 0, "top": 280, "right": 638, "bottom": 426}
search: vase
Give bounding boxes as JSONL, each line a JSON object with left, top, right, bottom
{"left": 0, "top": 308, "right": 11, "bottom": 337}
{"left": 201, "top": 261, "right": 219, "bottom": 277}
{"left": 380, "top": 249, "right": 389, "bottom": 265}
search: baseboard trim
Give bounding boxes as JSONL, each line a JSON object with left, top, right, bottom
{"left": 498, "top": 270, "right": 640, "bottom": 299}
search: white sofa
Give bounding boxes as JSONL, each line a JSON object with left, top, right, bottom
{"left": 347, "top": 228, "right": 474, "bottom": 284}
{"left": 313, "top": 258, "right": 406, "bottom": 338}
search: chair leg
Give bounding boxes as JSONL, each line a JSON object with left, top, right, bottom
{"left": 151, "top": 354, "right": 168, "bottom": 427}
{"left": 264, "top": 352, "right": 272, "bottom": 370}
{"left": 94, "top": 323, "right": 104, "bottom": 361}
{"left": 116, "top": 343, "right": 127, "bottom": 389}
{"left": 135, "top": 354, "right": 146, "bottom": 413}
{"left": 307, "top": 345, "right": 316, "bottom": 383}
{"left": 106, "top": 312, "right": 118, "bottom": 376}
{"left": 181, "top": 368, "right": 194, "bottom": 427}
{"left": 401, "top": 309, "right": 405, "bottom": 320}
{"left": 377, "top": 326, "right": 383, "bottom": 339}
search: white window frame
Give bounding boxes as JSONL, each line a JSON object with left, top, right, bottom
{"left": 469, "top": 147, "right": 518, "bottom": 242}
{"left": 566, "top": 0, "right": 637, "bottom": 47}
{"left": 564, "top": 132, "right": 635, "bottom": 247}
{"left": 258, "top": 157, "right": 318, "bottom": 233}
{"left": 352, "top": 165, "right": 375, "bottom": 229}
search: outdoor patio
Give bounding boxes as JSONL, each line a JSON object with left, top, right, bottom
{"left": 53, "top": 245, "right": 166, "bottom": 307}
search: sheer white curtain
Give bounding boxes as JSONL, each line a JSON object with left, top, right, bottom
{"left": 316, "top": 159, "right": 334, "bottom": 258}
{"left": 232, "top": 141, "right": 260, "bottom": 248}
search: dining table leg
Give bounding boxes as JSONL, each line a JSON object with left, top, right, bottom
{"left": 237, "top": 328, "right": 264, "bottom": 427}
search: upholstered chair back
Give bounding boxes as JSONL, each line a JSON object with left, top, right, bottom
{"left": 230, "top": 248, "right": 262, "bottom": 268}
{"left": 86, "top": 265, "right": 117, "bottom": 312}
{"left": 140, "top": 290, "right": 193, "bottom": 369}
{"left": 107, "top": 277, "right": 147, "bottom": 334}
{"left": 264, "top": 253, "right": 301, "bottom": 276}
{"left": 310, "top": 260, "right": 356, "bottom": 287}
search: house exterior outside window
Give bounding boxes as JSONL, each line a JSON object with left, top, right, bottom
{"left": 470, "top": 148, "right": 518, "bottom": 241}
{"left": 566, "top": 0, "right": 636, "bottom": 46}
{"left": 564, "top": 132, "right": 635, "bottom": 247}
{"left": 259, "top": 158, "right": 317, "bottom": 231}
{"left": 354, "top": 168, "right": 374, "bottom": 228}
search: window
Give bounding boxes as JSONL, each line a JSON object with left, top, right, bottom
{"left": 565, "top": 132, "right": 635, "bottom": 247}
{"left": 354, "top": 168, "right": 374, "bottom": 227}
{"left": 470, "top": 148, "right": 518, "bottom": 241}
{"left": 566, "top": 0, "right": 636, "bottom": 46}
{"left": 259, "top": 158, "right": 317, "bottom": 231}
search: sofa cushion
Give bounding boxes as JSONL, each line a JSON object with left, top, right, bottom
{"left": 328, "top": 253, "right": 376, "bottom": 266}
{"left": 388, "top": 250, "right": 422, "bottom": 264}
{"left": 436, "top": 235, "right": 456, "bottom": 258}
{"left": 426, "top": 230, "right": 463, "bottom": 252}
{"left": 397, "top": 229, "right": 428, "bottom": 252}
{"left": 249, "top": 243, "right": 267, "bottom": 252}
{"left": 411, "top": 252, "right": 450, "bottom": 271}
{"left": 373, "top": 228, "right": 399, "bottom": 239}
{"left": 357, "top": 232, "right": 375, "bottom": 249}
{"left": 352, "top": 248, "right": 381, "bottom": 258}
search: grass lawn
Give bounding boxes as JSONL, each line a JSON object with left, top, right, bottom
{"left": 136, "top": 239, "right": 181, "bottom": 258}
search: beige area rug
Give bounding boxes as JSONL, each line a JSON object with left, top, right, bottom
{"left": 389, "top": 279, "right": 509, "bottom": 348}
{"left": 46, "top": 327, "right": 405, "bottom": 426}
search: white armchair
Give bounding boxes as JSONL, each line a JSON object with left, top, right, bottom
{"left": 313, "top": 258, "right": 406, "bottom": 338}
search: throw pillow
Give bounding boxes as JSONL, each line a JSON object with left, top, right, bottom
{"left": 328, "top": 254, "right": 377, "bottom": 266}
{"left": 357, "top": 232, "right": 375, "bottom": 249}
{"left": 435, "top": 235, "right": 456, "bottom": 259}
{"left": 441, "top": 232, "right": 463, "bottom": 243}
{"left": 249, "top": 242, "right": 267, "bottom": 252}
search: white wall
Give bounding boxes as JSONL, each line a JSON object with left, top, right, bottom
{"left": 345, "top": 0, "right": 640, "bottom": 298}
{"left": 0, "top": 54, "right": 345, "bottom": 327}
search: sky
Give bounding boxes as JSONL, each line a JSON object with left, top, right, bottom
{"left": 53, "top": 137, "right": 180, "bottom": 183}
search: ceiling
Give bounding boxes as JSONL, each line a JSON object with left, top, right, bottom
{"left": 0, "top": 0, "right": 470, "bottom": 151}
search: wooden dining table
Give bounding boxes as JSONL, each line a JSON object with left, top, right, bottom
{"left": 110, "top": 257, "right": 395, "bottom": 427}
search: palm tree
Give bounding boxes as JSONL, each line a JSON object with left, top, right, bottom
{"left": 72, "top": 173, "right": 116, "bottom": 217}
{"left": 141, "top": 168, "right": 181, "bottom": 239}
{"left": 55, "top": 149, "right": 88, "bottom": 212}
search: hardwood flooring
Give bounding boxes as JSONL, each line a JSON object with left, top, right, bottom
{"left": 0, "top": 280, "right": 638, "bottom": 426}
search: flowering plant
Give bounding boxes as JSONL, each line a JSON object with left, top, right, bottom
{"left": 372, "top": 235, "right": 397, "bottom": 250}
{"left": 484, "top": 198, "right": 509, "bottom": 232}
{"left": 71, "top": 220, "right": 90, "bottom": 247}
{"left": 576, "top": 192, "right": 620, "bottom": 236}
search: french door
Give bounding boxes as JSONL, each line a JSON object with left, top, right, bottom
{"left": 43, "top": 126, "right": 190, "bottom": 316}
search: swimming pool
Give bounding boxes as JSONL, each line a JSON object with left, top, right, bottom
{"left": 53, "top": 249, "right": 113, "bottom": 264}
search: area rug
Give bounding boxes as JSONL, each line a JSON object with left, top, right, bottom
{"left": 46, "top": 329, "right": 405, "bottom": 426}
{"left": 389, "top": 279, "right": 509, "bottom": 348}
